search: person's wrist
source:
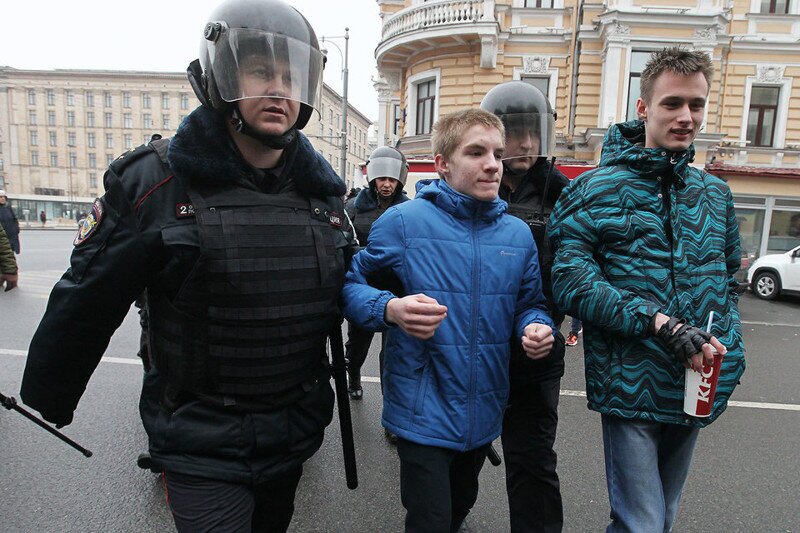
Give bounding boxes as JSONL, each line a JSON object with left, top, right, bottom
{"left": 650, "top": 312, "right": 669, "bottom": 335}
{"left": 384, "top": 298, "right": 398, "bottom": 325}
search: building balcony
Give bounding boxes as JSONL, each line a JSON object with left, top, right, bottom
{"left": 376, "top": 0, "right": 500, "bottom": 69}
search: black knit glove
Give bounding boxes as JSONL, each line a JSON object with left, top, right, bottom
{"left": 655, "top": 317, "right": 712, "bottom": 363}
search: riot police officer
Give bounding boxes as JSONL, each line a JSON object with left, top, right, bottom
{"left": 481, "top": 81, "right": 569, "bottom": 533}
{"left": 343, "top": 146, "right": 409, "bottom": 403}
{"left": 20, "top": 1, "right": 355, "bottom": 531}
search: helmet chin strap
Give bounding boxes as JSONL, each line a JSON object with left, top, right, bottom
{"left": 230, "top": 106, "right": 296, "bottom": 149}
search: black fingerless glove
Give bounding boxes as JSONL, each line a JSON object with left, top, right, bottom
{"left": 655, "top": 316, "right": 712, "bottom": 363}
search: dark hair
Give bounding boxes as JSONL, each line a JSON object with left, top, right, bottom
{"left": 640, "top": 48, "right": 713, "bottom": 103}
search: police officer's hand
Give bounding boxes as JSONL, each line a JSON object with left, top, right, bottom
{"left": 385, "top": 294, "right": 448, "bottom": 340}
{"left": 522, "top": 323, "right": 554, "bottom": 360}
{"left": 1, "top": 273, "right": 18, "bottom": 291}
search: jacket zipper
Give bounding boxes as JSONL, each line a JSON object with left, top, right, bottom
{"left": 467, "top": 217, "right": 480, "bottom": 449}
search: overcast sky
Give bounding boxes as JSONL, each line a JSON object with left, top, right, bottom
{"left": 1, "top": 0, "right": 383, "bottom": 121}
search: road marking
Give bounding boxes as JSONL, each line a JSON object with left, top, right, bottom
{"left": 3, "top": 350, "right": 800, "bottom": 412}
{"left": 0, "top": 348, "right": 141, "bottom": 366}
{"left": 740, "top": 320, "right": 800, "bottom": 328}
{"left": 355, "top": 378, "right": 800, "bottom": 412}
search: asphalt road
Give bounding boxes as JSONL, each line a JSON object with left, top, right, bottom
{"left": 1, "top": 230, "right": 798, "bottom": 532}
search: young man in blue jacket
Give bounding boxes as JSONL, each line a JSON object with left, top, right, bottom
{"left": 549, "top": 48, "right": 745, "bottom": 532}
{"left": 343, "top": 108, "right": 555, "bottom": 532}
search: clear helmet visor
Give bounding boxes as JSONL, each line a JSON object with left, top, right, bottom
{"left": 367, "top": 157, "right": 407, "bottom": 185}
{"left": 500, "top": 112, "right": 555, "bottom": 163}
{"left": 209, "top": 27, "right": 323, "bottom": 115}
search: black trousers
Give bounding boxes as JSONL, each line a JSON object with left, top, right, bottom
{"left": 344, "top": 321, "right": 386, "bottom": 387}
{"left": 397, "top": 438, "right": 489, "bottom": 533}
{"left": 502, "top": 367, "right": 563, "bottom": 533}
{"left": 164, "top": 467, "right": 303, "bottom": 533}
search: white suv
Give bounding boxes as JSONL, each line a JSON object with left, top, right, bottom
{"left": 747, "top": 245, "right": 800, "bottom": 300}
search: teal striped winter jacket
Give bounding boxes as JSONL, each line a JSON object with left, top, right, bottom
{"left": 548, "top": 120, "right": 746, "bottom": 427}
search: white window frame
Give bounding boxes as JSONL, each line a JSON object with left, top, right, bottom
{"left": 406, "top": 68, "right": 440, "bottom": 137}
{"left": 741, "top": 75, "right": 792, "bottom": 148}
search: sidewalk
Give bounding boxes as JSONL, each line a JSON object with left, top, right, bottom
{"left": 20, "top": 221, "right": 79, "bottom": 231}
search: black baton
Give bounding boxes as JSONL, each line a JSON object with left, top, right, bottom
{"left": 329, "top": 322, "right": 359, "bottom": 489}
{"left": 487, "top": 443, "right": 502, "bottom": 466}
{"left": 1, "top": 391, "right": 92, "bottom": 458}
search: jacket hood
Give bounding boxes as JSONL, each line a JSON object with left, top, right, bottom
{"left": 352, "top": 185, "right": 409, "bottom": 213}
{"left": 167, "top": 106, "right": 345, "bottom": 197}
{"left": 600, "top": 120, "right": 694, "bottom": 183}
{"left": 416, "top": 178, "right": 507, "bottom": 221}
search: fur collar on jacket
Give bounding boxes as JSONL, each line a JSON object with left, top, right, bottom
{"left": 167, "top": 106, "right": 346, "bottom": 198}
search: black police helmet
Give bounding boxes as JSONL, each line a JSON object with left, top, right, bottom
{"left": 189, "top": 0, "right": 323, "bottom": 132}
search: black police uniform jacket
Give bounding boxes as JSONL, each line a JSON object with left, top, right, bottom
{"left": 345, "top": 185, "right": 409, "bottom": 246}
{"left": 499, "top": 158, "right": 569, "bottom": 381}
{"left": 21, "top": 105, "right": 355, "bottom": 483}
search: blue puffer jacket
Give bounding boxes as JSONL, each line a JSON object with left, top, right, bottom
{"left": 548, "top": 120, "right": 746, "bottom": 427}
{"left": 342, "top": 179, "right": 554, "bottom": 450}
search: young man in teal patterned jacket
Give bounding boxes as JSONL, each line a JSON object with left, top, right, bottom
{"left": 548, "top": 48, "right": 746, "bottom": 532}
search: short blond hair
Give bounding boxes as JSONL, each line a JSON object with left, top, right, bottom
{"left": 431, "top": 109, "right": 505, "bottom": 161}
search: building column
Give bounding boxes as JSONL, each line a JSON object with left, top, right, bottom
{"left": 598, "top": 39, "right": 627, "bottom": 128}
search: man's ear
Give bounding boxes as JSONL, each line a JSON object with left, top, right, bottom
{"left": 636, "top": 97, "right": 647, "bottom": 121}
{"left": 434, "top": 153, "right": 449, "bottom": 180}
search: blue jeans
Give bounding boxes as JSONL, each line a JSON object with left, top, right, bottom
{"left": 601, "top": 414, "right": 699, "bottom": 533}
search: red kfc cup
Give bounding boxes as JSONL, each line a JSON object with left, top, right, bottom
{"left": 683, "top": 349, "right": 723, "bottom": 417}
{"left": 683, "top": 312, "right": 724, "bottom": 417}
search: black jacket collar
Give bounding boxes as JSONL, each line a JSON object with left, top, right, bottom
{"left": 167, "top": 106, "right": 346, "bottom": 198}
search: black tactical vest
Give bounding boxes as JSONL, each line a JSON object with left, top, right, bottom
{"left": 351, "top": 205, "right": 385, "bottom": 246}
{"left": 148, "top": 185, "right": 345, "bottom": 398}
{"left": 506, "top": 202, "right": 560, "bottom": 321}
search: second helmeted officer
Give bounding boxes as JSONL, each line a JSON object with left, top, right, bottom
{"left": 482, "top": 81, "right": 569, "bottom": 533}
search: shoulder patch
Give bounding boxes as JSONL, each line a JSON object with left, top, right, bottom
{"left": 74, "top": 199, "right": 104, "bottom": 246}
{"left": 327, "top": 211, "right": 343, "bottom": 228}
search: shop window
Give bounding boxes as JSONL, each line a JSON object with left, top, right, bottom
{"left": 767, "top": 210, "right": 800, "bottom": 253}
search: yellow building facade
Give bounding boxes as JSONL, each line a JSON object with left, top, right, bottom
{"left": 374, "top": 0, "right": 800, "bottom": 260}
{"left": 0, "top": 67, "right": 371, "bottom": 223}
